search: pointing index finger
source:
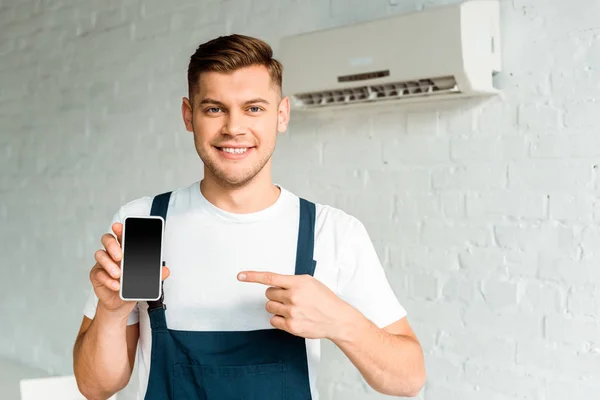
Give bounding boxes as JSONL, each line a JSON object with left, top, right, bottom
{"left": 238, "top": 271, "right": 294, "bottom": 288}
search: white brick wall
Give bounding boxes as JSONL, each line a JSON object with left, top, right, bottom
{"left": 1, "top": 0, "right": 600, "bottom": 399}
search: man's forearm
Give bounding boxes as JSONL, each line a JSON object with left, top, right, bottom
{"left": 329, "top": 308, "right": 426, "bottom": 397}
{"left": 73, "top": 306, "right": 132, "bottom": 399}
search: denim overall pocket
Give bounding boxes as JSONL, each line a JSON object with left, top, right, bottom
{"left": 173, "top": 361, "right": 287, "bottom": 400}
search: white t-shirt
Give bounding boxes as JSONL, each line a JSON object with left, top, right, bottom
{"left": 83, "top": 181, "right": 407, "bottom": 399}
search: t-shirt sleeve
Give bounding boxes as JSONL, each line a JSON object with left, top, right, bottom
{"left": 336, "top": 217, "right": 407, "bottom": 329}
{"left": 82, "top": 209, "right": 140, "bottom": 326}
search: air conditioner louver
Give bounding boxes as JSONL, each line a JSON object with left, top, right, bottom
{"left": 293, "top": 76, "right": 459, "bottom": 108}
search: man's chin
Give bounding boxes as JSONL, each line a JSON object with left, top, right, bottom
{"left": 210, "top": 169, "right": 256, "bottom": 188}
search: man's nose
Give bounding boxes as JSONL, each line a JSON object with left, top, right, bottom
{"left": 222, "top": 110, "right": 248, "bottom": 136}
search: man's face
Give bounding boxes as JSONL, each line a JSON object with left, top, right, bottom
{"left": 182, "top": 65, "right": 290, "bottom": 188}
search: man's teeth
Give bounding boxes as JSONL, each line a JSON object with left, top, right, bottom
{"left": 222, "top": 148, "right": 248, "bottom": 154}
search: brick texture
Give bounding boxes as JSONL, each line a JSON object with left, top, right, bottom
{"left": 1, "top": 0, "right": 599, "bottom": 399}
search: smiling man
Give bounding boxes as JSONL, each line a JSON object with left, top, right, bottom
{"left": 73, "top": 34, "right": 426, "bottom": 400}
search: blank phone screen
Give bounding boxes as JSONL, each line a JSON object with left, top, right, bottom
{"left": 121, "top": 217, "right": 163, "bottom": 300}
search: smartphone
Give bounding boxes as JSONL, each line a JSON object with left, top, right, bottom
{"left": 119, "top": 216, "right": 164, "bottom": 301}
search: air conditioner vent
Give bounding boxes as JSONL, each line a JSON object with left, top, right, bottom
{"left": 293, "top": 76, "right": 458, "bottom": 108}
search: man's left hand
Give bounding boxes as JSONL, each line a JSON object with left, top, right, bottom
{"left": 238, "top": 271, "right": 357, "bottom": 340}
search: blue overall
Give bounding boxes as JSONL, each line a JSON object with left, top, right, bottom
{"left": 143, "top": 191, "right": 315, "bottom": 399}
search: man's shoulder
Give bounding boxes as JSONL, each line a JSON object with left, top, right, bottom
{"left": 114, "top": 182, "right": 195, "bottom": 218}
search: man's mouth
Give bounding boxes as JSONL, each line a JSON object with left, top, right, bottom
{"left": 217, "top": 147, "right": 249, "bottom": 154}
{"left": 214, "top": 146, "right": 255, "bottom": 159}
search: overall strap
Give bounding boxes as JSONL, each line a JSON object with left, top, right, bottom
{"left": 150, "top": 191, "right": 171, "bottom": 222}
{"left": 294, "top": 198, "right": 317, "bottom": 276}
{"left": 147, "top": 191, "right": 172, "bottom": 330}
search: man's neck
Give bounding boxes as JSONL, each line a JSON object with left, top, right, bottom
{"left": 200, "top": 172, "right": 281, "bottom": 214}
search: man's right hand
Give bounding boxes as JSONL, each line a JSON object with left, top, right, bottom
{"left": 90, "top": 222, "right": 171, "bottom": 318}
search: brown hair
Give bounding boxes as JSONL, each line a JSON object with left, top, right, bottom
{"left": 187, "top": 34, "right": 283, "bottom": 101}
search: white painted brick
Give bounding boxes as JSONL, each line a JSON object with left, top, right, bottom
{"left": 133, "top": 14, "right": 170, "bottom": 40}
{"left": 518, "top": 280, "right": 565, "bottom": 314}
{"left": 439, "top": 329, "right": 516, "bottom": 367}
{"left": 548, "top": 193, "right": 595, "bottom": 222}
{"left": 12, "top": 0, "right": 41, "bottom": 23}
{"left": 383, "top": 218, "right": 421, "bottom": 252}
{"left": 594, "top": 199, "right": 600, "bottom": 224}
{"left": 439, "top": 107, "right": 476, "bottom": 135}
{"left": 322, "top": 138, "right": 383, "bottom": 169}
{"left": 408, "top": 273, "right": 439, "bottom": 300}
{"left": 463, "top": 361, "right": 543, "bottom": 399}
{"left": 517, "top": 340, "right": 600, "bottom": 377}
{"left": 406, "top": 110, "right": 440, "bottom": 134}
{"left": 440, "top": 191, "right": 465, "bottom": 218}
{"left": 409, "top": 321, "right": 438, "bottom": 355}
{"left": 170, "top": 4, "right": 221, "bottom": 31}
{"left": 334, "top": 193, "right": 394, "bottom": 225}
{"left": 421, "top": 220, "right": 491, "bottom": 248}
{"left": 500, "top": 74, "right": 552, "bottom": 100}
{"left": 531, "top": 134, "right": 600, "bottom": 159}
{"left": 432, "top": 164, "right": 507, "bottom": 190}
{"left": 364, "top": 168, "right": 431, "bottom": 192}
{"left": 581, "top": 226, "right": 600, "bottom": 260}
{"left": 545, "top": 314, "right": 600, "bottom": 344}
{"left": 508, "top": 161, "right": 592, "bottom": 192}
{"left": 567, "top": 285, "right": 600, "bottom": 318}
{"left": 466, "top": 191, "right": 545, "bottom": 220}
{"left": 426, "top": 383, "right": 517, "bottom": 400}
{"left": 401, "top": 245, "right": 459, "bottom": 272}
{"left": 564, "top": 99, "right": 600, "bottom": 129}
{"left": 274, "top": 128, "right": 321, "bottom": 168}
{"left": 249, "top": 0, "right": 279, "bottom": 18}
{"left": 517, "top": 102, "right": 562, "bottom": 131}
{"left": 394, "top": 193, "right": 441, "bottom": 220}
{"left": 424, "top": 354, "right": 463, "bottom": 383}
{"left": 550, "top": 68, "right": 600, "bottom": 99}
{"left": 371, "top": 108, "right": 407, "bottom": 136}
{"left": 402, "top": 299, "right": 465, "bottom": 332}
{"left": 475, "top": 100, "right": 518, "bottom": 135}
{"left": 382, "top": 134, "right": 450, "bottom": 165}
{"left": 140, "top": 0, "right": 179, "bottom": 18}
{"left": 463, "top": 302, "right": 543, "bottom": 341}
{"left": 442, "top": 276, "right": 476, "bottom": 304}
{"left": 546, "top": 380, "right": 600, "bottom": 400}
{"left": 39, "top": 0, "right": 73, "bottom": 12}
{"left": 539, "top": 255, "right": 600, "bottom": 285}
{"left": 0, "top": 36, "right": 13, "bottom": 55}
{"left": 305, "top": 167, "right": 363, "bottom": 193}
{"left": 482, "top": 279, "right": 518, "bottom": 309}
{"left": 95, "top": 4, "right": 137, "bottom": 32}
{"left": 506, "top": 249, "right": 538, "bottom": 277}
{"left": 493, "top": 222, "right": 577, "bottom": 256}
{"left": 0, "top": 6, "right": 16, "bottom": 25}
{"left": 450, "top": 135, "right": 527, "bottom": 161}
{"left": 458, "top": 247, "right": 506, "bottom": 279}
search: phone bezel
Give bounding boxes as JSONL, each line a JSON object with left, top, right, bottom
{"left": 119, "top": 215, "right": 165, "bottom": 302}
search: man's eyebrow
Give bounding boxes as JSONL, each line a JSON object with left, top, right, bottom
{"left": 243, "top": 98, "right": 270, "bottom": 105}
{"left": 198, "top": 98, "right": 270, "bottom": 106}
{"left": 198, "top": 98, "right": 225, "bottom": 106}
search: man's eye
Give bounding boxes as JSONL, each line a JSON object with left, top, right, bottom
{"left": 206, "top": 107, "right": 221, "bottom": 113}
{"left": 249, "top": 106, "right": 262, "bottom": 112}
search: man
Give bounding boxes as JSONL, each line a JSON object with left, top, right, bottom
{"left": 73, "top": 34, "right": 426, "bottom": 400}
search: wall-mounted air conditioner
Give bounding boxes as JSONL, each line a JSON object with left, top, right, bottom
{"left": 277, "top": 0, "right": 501, "bottom": 111}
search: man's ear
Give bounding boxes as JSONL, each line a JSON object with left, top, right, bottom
{"left": 182, "top": 97, "right": 194, "bottom": 132}
{"left": 277, "top": 96, "right": 291, "bottom": 133}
